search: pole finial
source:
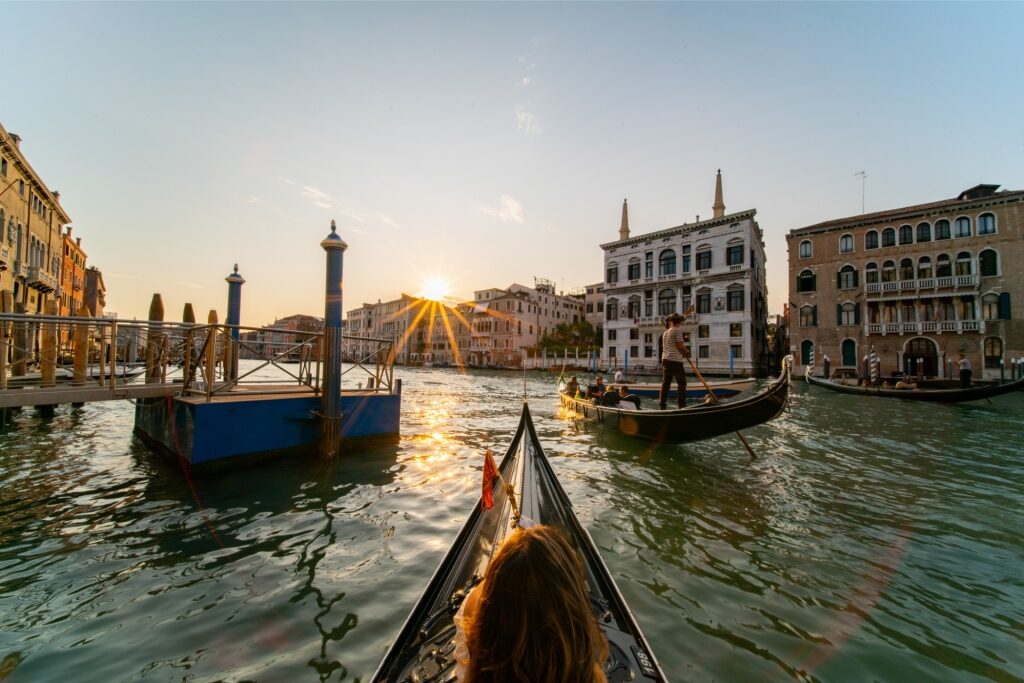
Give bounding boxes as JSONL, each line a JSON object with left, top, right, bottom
{"left": 330, "top": 219, "right": 337, "bottom": 234}
{"left": 233, "top": 263, "right": 238, "bottom": 274}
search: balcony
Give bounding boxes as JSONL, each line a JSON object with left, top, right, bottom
{"left": 27, "top": 266, "right": 58, "bottom": 292}
{"left": 866, "top": 319, "right": 983, "bottom": 336}
{"left": 0, "top": 245, "right": 8, "bottom": 270}
{"left": 865, "top": 274, "right": 979, "bottom": 296}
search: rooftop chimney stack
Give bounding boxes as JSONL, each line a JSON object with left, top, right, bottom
{"left": 712, "top": 169, "right": 725, "bottom": 218}
{"left": 619, "top": 198, "right": 630, "bottom": 241}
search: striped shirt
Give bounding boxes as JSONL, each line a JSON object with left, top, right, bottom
{"left": 662, "top": 326, "right": 687, "bottom": 363}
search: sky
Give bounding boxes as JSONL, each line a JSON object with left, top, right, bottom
{"left": 4, "top": 2, "right": 1022, "bottom": 326}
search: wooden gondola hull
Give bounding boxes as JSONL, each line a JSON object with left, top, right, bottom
{"left": 373, "top": 403, "right": 666, "bottom": 682}
{"left": 805, "top": 372, "right": 1024, "bottom": 403}
{"left": 608, "top": 378, "right": 755, "bottom": 400}
{"left": 561, "top": 362, "right": 791, "bottom": 444}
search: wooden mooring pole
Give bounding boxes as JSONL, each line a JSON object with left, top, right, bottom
{"left": 38, "top": 301, "right": 58, "bottom": 417}
{"left": 145, "top": 294, "right": 164, "bottom": 384}
{"left": 204, "top": 310, "right": 218, "bottom": 396}
{"left": 73, "top": 304, "right": 90, "bottom": 386}
{"left": 0, "top": 291, "right": 10, "bottom": 425}
{"left": 11, "top": 301, "right": 27, "bottom": 377}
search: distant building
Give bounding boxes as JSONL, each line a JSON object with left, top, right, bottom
{"left": 60, "top": 226, "right": 87, "bottom": 320}
{"left": 0, "top": 123, "right": 69, "bottom": 317}
{"left": 600, "top": 172, "right": 770, "bottom": 375}
{"left": 263, "top": 314, "right": 324, "bottom": 361}
{"left": 83, "top": 266, "right": 106, "bottom": 318}
{"left": 787, "top": 183, "right": 1024, "bottom": 380}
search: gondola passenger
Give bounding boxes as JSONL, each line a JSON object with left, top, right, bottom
{"left": 452, "top": 525, "right": 609, "bottom": 682}
{"left": 587, "top": 374, "right": 607, "bottom": 400}
{"left": 564, "top": 376, "right": 579, "bottom": 398}
{"left": 616, "top": 385, "right": 641, "bottom": 410}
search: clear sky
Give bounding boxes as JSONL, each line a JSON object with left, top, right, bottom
{"left": 4, "top": 2, "right": 1022, "bottom": 326}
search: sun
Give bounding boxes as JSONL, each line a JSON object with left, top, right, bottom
{"left": 418, "top": 276, "right": 451, "bottom": 302}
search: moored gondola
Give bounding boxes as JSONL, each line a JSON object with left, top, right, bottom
{"left": 372, "top": 402, "right": 666, "bottom": 682}
{"left": 559, "top": 357, "right": 791, "bottom": 444}
{"left": 805, "top": 369, "right": 1024, "bottom": 402}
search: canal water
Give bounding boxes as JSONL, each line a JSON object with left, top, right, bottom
{"left": 0, "top": 364, "right": 1021, "bottom": 682}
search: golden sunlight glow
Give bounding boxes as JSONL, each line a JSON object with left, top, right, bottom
{"left": 417, "top": 277, "right": 451, "bottom": 302}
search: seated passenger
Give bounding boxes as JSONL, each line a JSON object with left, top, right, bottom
{"left": 564, "top": 377, "right": 579, "bottom": 397}
{"left": 894, "top": 379, "right": 917, "bottom": 390}
{"left": 616, "top": 385, "right": 641, "bottom": 410}
{"left": 599, "top": 390, "right": 621, "bottom": 407}
{"left": 587, "top": 374, "right": 607, "bottom": 400}
{"left": 452, "top": 525, "right": 609, "bottom": 682}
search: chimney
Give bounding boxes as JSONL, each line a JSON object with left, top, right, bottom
{"left": 712, "top": 169, "right": 725, "bottom": 218}
{"left": 53, "top": 191, "right": 60, "bottom": 201}
{"left": 76, "top": 238, "right": 81, "bottom": 247}
{"left": 66, "top": 226, "right": 73, "bottom": 237}
{"left": 9, "top": 133, "right": 21, "bottom": 148}
{"left": 619, "top": 198, "right": 630, "bottom": 241}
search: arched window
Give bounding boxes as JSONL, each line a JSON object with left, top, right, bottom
{"left": 978, "top": 213, "right": 996, "bottom": 235}
{"left": 606, "top": 297, "right": 618, "bottom": 320}
{"left": 935, "top": 219, "right": 951, "bottom": 240}
{"left": 799, "top": 306, "right": 816, "bottom": 328}
{"left": 900, "top": 258, "right": 914, "bottom": 281}
{"left": 696, "top": 287, "right": 712, "bottom": 313}
{"left": 799, "top": 240, "right": 812, "bottom": 258}
{"left": 606, "top": 262, "right": 619, "bottom": 284}
{"left": 800, "top": 339, "right": 814, "bottom": 364}
{"left": 956, "top": 251, "right": 972, "bottom": 276}
{"left": 882, "top": 228, "right": 896, "bottom": 247}
{"left": 627, "top": 294, "right": 641, "bottom": 319}
{"left": 960, "top": 295, "right": 976, "bottom": 320}
{"left": 982, "top": 293, "right": 999, "bottom": 320}
{"left": 901, "top": 301, "right": 917, "bottom": 322}
{"left": 936, "top": 254, "right": 952, "bottom": 277}
{"left": 984, "top": 337, "right": 1003, "bottom": 369}
{"left": 881, "top": 260, "right": 896, "bottom": 283}
{"left": 726, "top": 238, "right": 744, "bottom": 265}
{"left": 627, "top": 257, "right": 641, "bottom": 281}
{"left": 955, "top": 216, "right": 971, "bottom": 238}
{"left": 659, "top": 249, "right": 676, "bottom": 277}
{"left": 838, "top": 265, "right": 858, "bottom": 289}
{"left": 797, "top": 269, "right": 816, "bottom": 293}
{"left": 899, "top": 224, "right": 913, "bottom": 245}
{"left": 916, "top": 222, "right": 931, "bottom": 242}
{"left": 840, "top": 302, "right": 857, "bottom": 325}
{"left": 839, "top": 234, "right": 854, "bottom": 253}
{"left": 917, "top": 256, "right": 932, "bottom": 280}
{"left": 865, "top": 230, "right": 879, "bottom": 250}
{"left": 865, "top": 262, "right": 879, "bottom": 284}
{"left": 658, "top": 289, "right": 676, "bottom": 316}
{"left": 979, "top": 249, "right": 998, "bottom": 277}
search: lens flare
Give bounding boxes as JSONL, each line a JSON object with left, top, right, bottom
{"left": 418, "top": 277, "right": 451, "bottom": 302}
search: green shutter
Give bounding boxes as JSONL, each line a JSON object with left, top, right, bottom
{"left": 837, "top": 304, "right": 842, "bottom": 325}
{"left": 999, "top": 292, "right": 1011, "bottom": 320}
{"left": 812, "top": 305, "right": 818, "bottom": 327}
{"left": 855, "top": 303, "right": 861, "bottom": 324}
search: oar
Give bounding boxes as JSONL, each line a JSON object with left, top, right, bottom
{"left": 684, "top": 354, "right": 759, "bottom": 460}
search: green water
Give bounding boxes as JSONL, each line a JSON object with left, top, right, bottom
{"left": 0, "top": 365, "right": 1022, "bottom": 682}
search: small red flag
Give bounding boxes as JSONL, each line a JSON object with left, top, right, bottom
{"left": 481, "top": 449, "right": 499, "bottom": 510}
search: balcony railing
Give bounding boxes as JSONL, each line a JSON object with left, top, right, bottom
{"left": 865, "top": 273, "right": 979, "bottom": 295}
{"left": 27, "top": 266, "right": 58, "bottom": 292}
{"left": 866, "top": 319, "right": 983, "bottom": 335}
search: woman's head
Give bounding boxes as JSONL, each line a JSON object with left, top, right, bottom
{"left": 466, "top": 525, "right": 607, "bottom": 683}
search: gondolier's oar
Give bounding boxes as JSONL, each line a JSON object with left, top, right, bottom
{"left": 684, "top": 356, "right": 759, "bottom": 460}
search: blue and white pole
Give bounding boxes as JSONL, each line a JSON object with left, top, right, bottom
{"left": 321, "top": 220, "right": 348, "bottom": 457}
{"left": 225, "top": 264, "right": 245, "bottom": 381}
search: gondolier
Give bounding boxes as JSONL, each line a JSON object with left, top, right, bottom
{"left": 660, "top": 313, "right": 689, "bottom": 410}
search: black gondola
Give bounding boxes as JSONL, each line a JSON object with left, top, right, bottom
{"left": 805, "top": 369, "right": 1024, "bottom": 403}
{"left": 372, "top": 402, "right": 666, "bottom": 682}
{"left": 558, "top": 357, "right": 792, "bottom": 444}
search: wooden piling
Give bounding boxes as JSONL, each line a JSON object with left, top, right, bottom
{"left": 73, "top": 304, "right": 90, "bottom": 386}
{"left": 11, "top": 302, "right": 27, "bottom": 377}
{"left": 204, "top": 310, "right": 218, "bottom": 395}
{"left": 40, "top": 301, "right": 58, "bottom": 388}
{"left": 145, "top": 294, "right": 164, "bottom": 384}
{"left": 0, "top": 290, "right": 12, "bottom": 391}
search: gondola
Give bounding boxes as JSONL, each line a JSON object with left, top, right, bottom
{"left": 372, "top": 402, "right": 666, "bottom": 682}
{"left": 559, "top": 357, "right": 791, "bottom": 444}
{"left": 805, "top": 369, "right": 1024, "bottom": 403}
{"left": 608, "top": 377, "right": 754, "bottom": 400}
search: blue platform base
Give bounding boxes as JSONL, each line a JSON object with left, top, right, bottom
{"left": 133, "top": 391, "right": 400, "bottom": 468}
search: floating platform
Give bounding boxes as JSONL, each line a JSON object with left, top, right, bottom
{"left": 133, "top": 386, "right": 400, "bottom": 468}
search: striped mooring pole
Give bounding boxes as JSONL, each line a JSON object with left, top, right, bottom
{"left": 225, "top": 265, "right": 245, "bottom": 382}
{"left": 320, "top": 220, "right": 348, "bottom": 458}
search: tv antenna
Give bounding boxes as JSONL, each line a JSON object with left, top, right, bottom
{"left": 855, "top": 171, "right": 867, "bottom": 214}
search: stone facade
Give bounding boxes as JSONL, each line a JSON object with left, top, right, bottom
{"left": 600, "top": 177, "right": 770, "bottom": 376}
{"left": 60, "top": 226, "right": 87, "bottom": 318}
{"left": 786, "top": 184, "right": 1024, "bottom": 380}
{"left": 0, "top": 123, "right": 70, "bottom": 317}
{"left": 84, "top": 267, "right": 107, "bottom": 318}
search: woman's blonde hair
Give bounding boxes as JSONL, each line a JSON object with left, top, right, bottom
{"left": 465, "top": 524, "right": 608, "bottom": 683}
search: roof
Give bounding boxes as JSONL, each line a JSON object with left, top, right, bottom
{"left": 790, "top": 186, "right": 1023, "bottom": 237}
{"left": 600, "top": 208, "right": 758, "bottom": 250}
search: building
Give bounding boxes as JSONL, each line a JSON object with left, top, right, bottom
{"left": 600, "top": 172, "right": 770, "bottom": 375}
{"left": 0, "top": 123, "right": 70, "bottom": 318}
{"left": 60, "top": 226, "right": 87, "bottom": 320}
{"left": 786, "top": 183, "right": 1024, "bottom": 380}
{"left": 263, "top": 314, "right": 324, "bottom": 361}
{"left": 83, "top": 266, "right": 107, "bottom": 318}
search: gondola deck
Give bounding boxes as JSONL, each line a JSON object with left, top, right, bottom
{"left": 805, "top": 370, "right": 1024, "bottom": 402}
{"left": 372, "top": 403, "right": 666, "bottom": 682}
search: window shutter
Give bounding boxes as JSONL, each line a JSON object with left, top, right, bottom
{"left": 853, "top": 270, "right": 859, "bottom": 287}
{"left": 999, "top": 292, "right": 1011, "bottom": 320}
{"left": 837, "top": 271, "right": 842, "bottom": 289}
{"left": 855, "top": 303, "right": 861, "bottom": 324}
{"left": 811, "top": 274, "right": 817, "bottom": 291}
{"left": 837, "top": 304, "right": 842, "bottom": 325}
{"left": 812, "top": 305, "right": 818, "bottom": 327}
